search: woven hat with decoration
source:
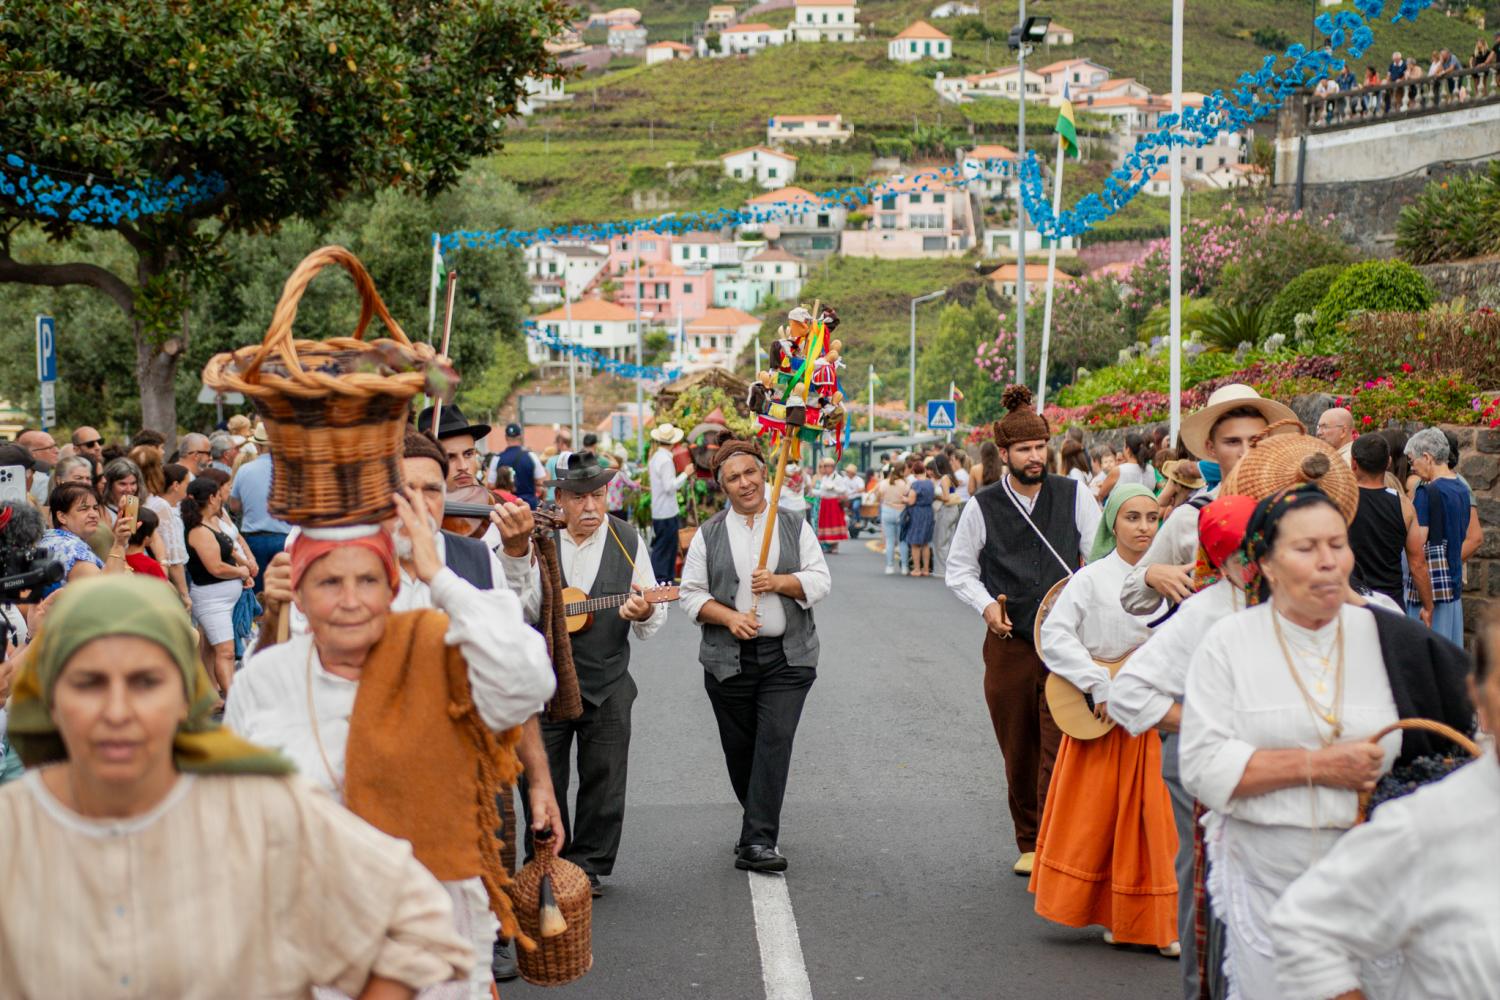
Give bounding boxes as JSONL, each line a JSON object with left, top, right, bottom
{"left": 1221, "top": 419, "right": 1359, "bottom": 524}
{"left": 992, "top": 385, "right": 1050, "bottom": 448}
{"left": 201, "top": 246, "right": 455, "bottom": 527}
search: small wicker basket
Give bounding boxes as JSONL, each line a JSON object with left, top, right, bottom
{"left": 1356, "top": 718, "right": 1480, "bottom": 823}
{"left": 510, "top": 838, "right": 593, "bottom": 987}
{"left": 201, "top": 245, "right": 452, "bottom": 526}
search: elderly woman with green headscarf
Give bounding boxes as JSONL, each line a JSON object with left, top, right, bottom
{"left": 0, "top": 574, "right": 477, "bottom": 1000}
{"left": 1030, "top": 483, "right": 1182, "bottom": 956}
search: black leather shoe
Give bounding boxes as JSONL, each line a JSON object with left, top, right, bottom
{"left": 492, "top": 938, "right": 518, "bottom": 983}
{"left": 587, "top": 872, "right": 604, "bottom": 898}
{"left": 735, "top": 844, "right": 788, "bottom": 873}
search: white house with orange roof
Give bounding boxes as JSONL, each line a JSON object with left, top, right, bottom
{"left": 841, "top": 174, "right": 976, "bottom": 259}
{"left": 706, "top": 4, "right": 737, "bottom": 28}
{"left": 988, "top": 263, "right": 1078, "bottom": 299}
{"left": 1034, "top": 58, "right": 1111, "bottom": 97}
{"left": 888, "top": 21, "right": 951, "bottom": 61}
{"left": 528, "top": 299, "right": 644, "bottom": 368}
{"left": 721, "top": 145, "right": 799, "bottom": 188}
{"left": 982, "top": 227, "right": 1077, "bottom": 256}
{"left": 767, "top": 114, "right": 853, "bottom": 145}
{"left": 674, "top": 230, "right": 743, "bottom": 270}
{"left": 607, "top": 22, "right": 649, "bottom": 54}
{"left": 719, "top": 22, "right": 786, "bottom": 54}
{"left": 1202, "top": 162, "right": 1267, "bottom": 190}
{"left": 935, "top": 65, "right": 1044, "bottom": 103}
{"left": 741, "top": 187, "right": 845, "bottom": 257}
{"left": 645, "top": 40, "right": 695, "bottom": 64}
{"left": 615, "top": 261, "right": 715, "bottom": 322}
{"left": 684, "top": 308, "right": 763, "bottom": 369}
{"left": 960, "top": 144, "right": 1019, "bottom": 199}
{"left": 524, "top": 242, "right": 609, "bottom": 306}
{"left": 789, "top": 0, "right": 860, "bottom": 42}
{"left": 1075, "top": 77, "right": 1150, "bottom": 102}
{"left": 1043, "top": 23, "right": 1075, "bottom": 46}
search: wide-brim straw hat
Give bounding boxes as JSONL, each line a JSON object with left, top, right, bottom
{"left": 650, "top": 423, "right": 685, "bottom": 445}
{"left": 1222, "top": 421, "right": 1359, "bottom": 523}
{"left": 1163, "top": 459, "right": 1207, "bottom": 490}
{"left": 1179, "top": 384, "right": 1301, "bottom": 458}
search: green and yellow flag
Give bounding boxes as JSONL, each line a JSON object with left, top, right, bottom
{"left": 1056, "top": 84, "right": 1080, "bottom": 159}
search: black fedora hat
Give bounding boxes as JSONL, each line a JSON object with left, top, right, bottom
{"left": 553, "top": 451, "right": 617, "bottom": 494}
{"left": 416, "top": 403, "right": 491, "bottom": 442}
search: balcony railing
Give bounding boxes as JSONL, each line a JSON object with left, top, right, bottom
{"left": 1295, "top": 63, "right": 1500, "bottom": 131}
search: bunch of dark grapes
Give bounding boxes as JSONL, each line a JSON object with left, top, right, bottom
{"left": 1364, "top": 755, "right": 1474, "bottom": 816}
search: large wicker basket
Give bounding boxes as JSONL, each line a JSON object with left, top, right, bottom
{"left": 510, "top": 838, "right": 593, "bottom": 986}
{"left": 1220, "top": 419, "right": 1358, "bottom": 522}
{"left": 201, "top": 246, "right": 451, "bottom": 526}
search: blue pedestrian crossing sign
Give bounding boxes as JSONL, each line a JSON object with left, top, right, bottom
{"left": 926, "top": 399, "right": 957, "bottom": 430}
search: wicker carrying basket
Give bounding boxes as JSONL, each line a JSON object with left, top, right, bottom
{"left": 1220, "top": 419, "right": 1359, "bottom": 523}
{"left": 509, "top": 838, "right": 593, "bottom": 986}
{"left": 201, "top": 245, "right": 449, "bottom": 526}
{"left": 1356, "top": 718, "right": 1480, "bottom": 823}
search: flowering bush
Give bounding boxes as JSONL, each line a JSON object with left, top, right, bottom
{"left": 1340, "top": 309, "right": 1500, "bottom": 388}
{"left": 1332, "top": 370, "right": 1482, "bottom": 429}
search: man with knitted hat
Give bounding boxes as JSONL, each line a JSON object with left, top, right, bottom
{"left": 945, "top": 385, "right": 1102, "bottom": 876}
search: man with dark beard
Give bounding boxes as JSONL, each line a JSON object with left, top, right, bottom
{"left": 945, "top": 385, "right": 1101, "bottom": 877}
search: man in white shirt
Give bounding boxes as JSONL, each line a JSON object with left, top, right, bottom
{"left": 647, "top": 422, "right": 688, "bottom": 582}
{"left": 679, "top": 440, "right": 831, "bottom": 873}
{"left": 1315, "top": 405, "right": 1354, "bottom": 466}
{"left": 944, "top": 384, "right": 1101, "bottom": 876}
{"left": 499, "top": 451, "right": 664, "bottom": 896}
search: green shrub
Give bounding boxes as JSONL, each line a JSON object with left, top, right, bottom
{"left": 1312, "top": 260, "right": 1434, "bottom": 348}
{"left": 1341, "top": 310, "right": 1500, "bottom": 387}
{"left": 1395, "top": 163, "right": 1500, "bottom": 265}
{"left": 1215, "top": 219, "right": 1356, "bottom": 310}
{"left": 1266, "top": 263, "right": 1346, "bottom": 337}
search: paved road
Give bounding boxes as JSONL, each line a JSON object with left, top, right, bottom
{"left": 507, "top": 535, "right": 1177, "bottom": 1000}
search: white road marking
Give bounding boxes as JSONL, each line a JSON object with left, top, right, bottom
{"left": 747, "top": 872, "right": 815, "bottom": 1000}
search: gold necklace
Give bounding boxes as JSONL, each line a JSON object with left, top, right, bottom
{"left": 1273, "top": 607, "right": 1346, "bottom": 743}
{"left": 305, "top": 642, "right": 345, "bottom": 796}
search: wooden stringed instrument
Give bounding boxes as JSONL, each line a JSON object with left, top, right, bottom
{"left": 1034, "top": 576, "right": 1135, "bottom": 742}
{"left": 560, "top": 584, "right": 679, "bottom": 634}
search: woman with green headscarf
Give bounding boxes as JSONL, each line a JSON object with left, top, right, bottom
{"left": 1029, "top": 483, "right": 1183, "bottom": 957}
{"left": 0, "top": 574, "right": 477, "bottom": 1000}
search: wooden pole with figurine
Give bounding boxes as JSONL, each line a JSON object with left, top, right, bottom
{"left": 747, "top": 300, "right": 848, "bottom": 619}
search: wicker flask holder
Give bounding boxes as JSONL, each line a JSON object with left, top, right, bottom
{"left": 510, "top": 838, "right": 593, "bottom": 986}
{"left": 201, "top": 245, "right": 446, "bottom": 526}
{"left": 1356, "top": 718, "right": 1480, "bottom": 823}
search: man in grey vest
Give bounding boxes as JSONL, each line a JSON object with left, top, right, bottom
{"left": 679, "top": 439, "right": 832, "bottom": 873}
{"left": 945, "top": 385, "right": 1101, "bottom": 878}
{"left": 505, "top": 451, "right": 665, "bottom": 896}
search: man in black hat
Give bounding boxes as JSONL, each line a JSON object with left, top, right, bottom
{"left": 489, "top": 422, "right": 545, "bottom": 509}
{"left": 504, "top": 450, "right": 665, "bottom": 896}
{"left": 416, "top": 403, "right": 493, "bottom": 496}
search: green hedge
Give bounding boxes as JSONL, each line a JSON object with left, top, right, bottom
{"left": 1313, "top": 260, "right": 1434, "bottom": 347}
{"left": 1265, "top": 263, "right": 1346, "bottom": 338}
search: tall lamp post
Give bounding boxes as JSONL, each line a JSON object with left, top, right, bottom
{"left": 909, "top": 288, "right": 948, "bottom": 436}
{"left": 1007, "top": 11, "right": 1051, "bottom": 390}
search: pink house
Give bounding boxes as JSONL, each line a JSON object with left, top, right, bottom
{"left": 840, "top": 175, "right": 976, "bottom": 259}
{"left": 606, "top": 232, "right": 676, "bottom": 275}
{"left": 614, "top": 261, "right": 715, "bottom": 323}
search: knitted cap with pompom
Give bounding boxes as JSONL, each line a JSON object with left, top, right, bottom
{"left": 992, "top": 384, "right": 1050, "bottom": 448}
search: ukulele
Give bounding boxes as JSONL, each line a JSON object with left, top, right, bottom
{"left": 561, "top": 584, "right": 680, "bottom": 634}
{"left": 1033, "top": 576, "right": 1137, "bottom": 741}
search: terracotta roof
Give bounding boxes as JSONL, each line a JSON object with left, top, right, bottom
{"left": 1081, "top": 95, "right": 1157, "bottom": 110}
{"left": 687, "top": 308, "right": 763, "bottom": 330}
{"left": 965, "top": 144, "right": 1017, "bottom": 161}
{"left": 619, "top": 261, "right": 687, "bottom": 279}
{"left": 795, "top": 0, "right": 856, "bottom": 6}
{"left": 773, "top": 114, "right": 843, "bottom": 123}
{"left": 965, "top": 66, "right": 1038, "bottom": 83}
{"left": 607, "top": 23, "right": 645, "bottom": 33}
{"left": 722, "top": 21, "right": 777, "bottom": 32}
{"left": 894, "top": 20, "right": 951, "bottom": 40}
{"left": 720, "top": 144, "right": 799, "bottom": 162}
{"left": 1034, "top": 57, "right": 1110, "bottom": 77}
{"left": 533, "top": 299, "right": 639, "bottom": 322}
{"left": 1046, "top": 22, "right": 1073, "bottom": 33}
{"left": 988, "top": 264, "right": 1077, "bottom": 283}
{"left": 1084, "top": 76, "right": 1140, "bottom": 93}
{"left": 647, "top": 40, "right": 694, "bottom": 50}
{"left": 747, "top": 186, "right": 818, "bottom": 204}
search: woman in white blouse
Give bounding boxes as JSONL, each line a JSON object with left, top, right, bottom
{"left": 1268, "top": 615, "right": 1500, "bottom": 1000}
{"left": 1179, "top": 486, "right": 1473, "bottom": 999}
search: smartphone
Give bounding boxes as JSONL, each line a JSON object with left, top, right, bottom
{"left": 120, "top": 493, "right": 140, "bottom": 522}
{"left": 0, "top": 466, "right": 25, "bottom": 506}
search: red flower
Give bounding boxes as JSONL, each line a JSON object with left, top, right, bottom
{"left": 1361, "top": 415, "right": 1372, "bottom": 425}
{"left": 1400, "top": 362, "right": 1414, "bottom": 373}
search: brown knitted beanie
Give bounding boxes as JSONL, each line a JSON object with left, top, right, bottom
{"left": 712, "top": 438, "right": 766, "bottom": 478}
{"left": 992, "top": 385, "right": 1050, "bottom": 448}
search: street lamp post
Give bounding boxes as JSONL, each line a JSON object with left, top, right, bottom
{"left": 909, "top": 288, "right": 948, "bottom": 436}
{"left": 1008, "top": 11, "right": 1051, "bottom": 390}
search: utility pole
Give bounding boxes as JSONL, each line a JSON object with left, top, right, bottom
{"left": 1014, "top": 0, "right": 1028, "bottom": 389}
{"left": 908, "top": 288, "right": 948, "bottom": 436}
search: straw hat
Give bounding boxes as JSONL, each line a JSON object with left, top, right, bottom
{"left": 1222, "top": 422, "right": 1359, "bottom": 523}
{"left": 1178, "top": 384, "right": 1301, "bottom": 458}
{"left": 650, "top": 423, "right": 685, "bottom": 446}
{"left": 1162, "top": 459, "right": 1206, "bottom": 490}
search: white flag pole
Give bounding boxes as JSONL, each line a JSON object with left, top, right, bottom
{"left": 427, "top": 233, "right": 442, "bottom": 346}
{"left": 1168, "top": 0, "right": 1184, "bottom": 446}
{"left": 1036, "top": 128, "right": 1066, "bottom": 413}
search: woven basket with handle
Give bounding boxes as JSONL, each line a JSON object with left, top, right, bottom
{"left": 1221, "top": 419, "right": 1359, "bottom": 522}
{"left": 1356, "top": 718, "right": 1480, "bottom": 823}
{"left": 509, "top": 836, "right": 593, "bottom": 986}
{"left": 201, "top": 245, "right": 452, "bottom": 527}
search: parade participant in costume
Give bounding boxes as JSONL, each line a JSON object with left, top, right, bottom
{"left": 1179, "top": 486, "right": 1473, "bottom": 999}
{"left": 648, "top": 423, "right": 689, "bottom": 583}
{"left": 501, "top": 451, "right": 665, "bottom": 896}
{"left": 1109, "top": 495, "right": 1258, "bottom": 1000}
{"left": 228, "top": 495, "right": 555, "bottom": 1000}
{"left": 0, "top": 575, "right": 475, "bottom": 999}
{"left": 679, "top": 439, "right": 831, "bottom": 873}
{"left": 1120, "top": 385, "right": 1298, "bottom": 615}
{"left": 1269, "top": 610, "right": 1500, "bottom": 1000}
{"left": 1031, "top": 484, "right": 1179, "bottom": 956}
{"left": 813, "top": 456, "right": 849, "bottom": 553}
{"left": 945, "top": 385, "right": 1102, "bottom": 876}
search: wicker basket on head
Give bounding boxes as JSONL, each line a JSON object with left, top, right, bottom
{"left": 201, "top": 246, "right": 452, "bottom": 526}
{"left": 509, "top": 837, "right": 593, "bottom": 986}
{"left": 1221, "top": 419, "right": 1359, "bottom": 523}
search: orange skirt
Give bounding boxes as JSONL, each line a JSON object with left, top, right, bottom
{"left": 1027, "top": 725, "right": 1179, "bottom": 947}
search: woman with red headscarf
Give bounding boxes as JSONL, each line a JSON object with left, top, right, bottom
{"left": 227, "top": 490, "right": 555, "bottom": 1000}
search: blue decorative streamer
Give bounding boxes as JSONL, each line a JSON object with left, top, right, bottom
{"left": 523, "top": 320, "right": 682, "bottom": 381}
{"left": 0, "top": 147, "right": 226, "bottom": 225}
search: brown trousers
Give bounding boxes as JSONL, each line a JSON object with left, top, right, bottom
{"left": 982, "top": 630, "right": 1063, "bottom": 854}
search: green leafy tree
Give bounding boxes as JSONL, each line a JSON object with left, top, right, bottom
{"left": 1314, "top": 260, "right": 1435, "bottom": 347}
{"left": 1045, "top": 276, "right": 1131, "bottom": 379}
{"left": 0, "top": 0, "right": 569, "bottom": 435}
{"left": 1265, "top": 263, "right": 1346, "bottom": 338}
{"left": 916, "top": 298, "right": 997, "bottom": 414}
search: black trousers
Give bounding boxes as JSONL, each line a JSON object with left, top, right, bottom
{"left": 649, "top": 516, "right": 680, "bottom": 582}
{"left": 704, "top": 636, "right": 816, "bottom": 849}
{"left": 520, "top": 676, "right": 637, "bottom": 877}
